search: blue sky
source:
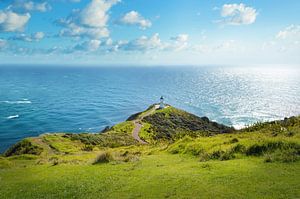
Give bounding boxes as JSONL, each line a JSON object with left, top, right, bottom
{"left": 0, "top": 0, "right": 300, "bottom": 66}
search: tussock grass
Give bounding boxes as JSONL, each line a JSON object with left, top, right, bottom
{"left": 0, "top": 157, "right": 13, "bottom": 169}
{"left": 93, "top": 150, "right": 140, "bottom": 164}
{"left": 167, "top": 132, "right": 300, "bottom": 162}
{"left": 264, "top": 149, "right": 300, "bottom": 163}
{"left": 93, "top": 151, "right": 112, "bottom": 164}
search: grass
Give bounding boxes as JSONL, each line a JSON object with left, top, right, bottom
{"left": 167, "top": 130, "right": 300, "bottom": 162}
{"left": 139, "top": 122, "right": 157, "bottom": 143}
{"left": 0, "top": 154, "right": 299, "bottom": 199}
{"left": 43, "top": 134, "right": 84, "bottom": 153}
{"left": 1, "top": 106, "right": 300, "bottom": 198}
{"left": 109, "top": 121, "right": 134, "bottom": 135}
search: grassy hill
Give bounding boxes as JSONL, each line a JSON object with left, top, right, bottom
{"left": 1, "top": 105, "right": 300, "bottom": 198}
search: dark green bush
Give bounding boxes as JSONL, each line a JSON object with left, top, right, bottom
{"left": 82, "top": 145, "right": 94, "bottom": 151}
{"left": 246, "top": 141, "right": 300, "bottom": 156}
{"left": 142, "top": 109, "right": 233, "bottom": 140}
{"left": 210, "top": 150, "right": 235, "bottom": 161}
{"left": 230, "top": 138, "right": 239, "bottom": 143}
{"left": 4, "top": 139, "right": 43, "bottom": 157}
{"left": 231, "top": 144, "right": 246, "bottom": 153}
{"left": 219, "top": 150, "right": 235, "bottom": 161}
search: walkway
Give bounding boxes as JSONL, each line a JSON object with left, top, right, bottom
{"left": 131, "top": 105, "right": 159, "bottom": 144}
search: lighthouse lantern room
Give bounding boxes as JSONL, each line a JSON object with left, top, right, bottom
{"left": 159, "top": 96, "right": 165, "bottom": 109}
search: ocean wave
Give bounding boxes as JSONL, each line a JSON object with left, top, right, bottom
{"left": 7, "top": 115, "right": 19, "bottom": 119}
{"left": 1, "top": 100, "right": 32, "bottom": 104}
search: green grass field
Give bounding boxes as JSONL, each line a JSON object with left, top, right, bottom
{"left": 0, "top": 153, "right": 299, "bottom": 199}
{"left": 1, "top": 106, "right": 300, "bottom": 198}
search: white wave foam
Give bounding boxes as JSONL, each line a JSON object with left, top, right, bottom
{"left": 1, "top": 100, "right": 31, "bottom": 104}
{"left": 7, "top": 115, "right": 19, "bottom": 119}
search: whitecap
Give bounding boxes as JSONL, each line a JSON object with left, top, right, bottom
{"left": 1, "top": 100, "right": 31, "bottom": 104}
{"left": 7, "top": 115, "right": 19, "bottom": 119}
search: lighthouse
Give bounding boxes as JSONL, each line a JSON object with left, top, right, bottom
{"left": 159, "top": 96, "right": 165, "bottom": 109}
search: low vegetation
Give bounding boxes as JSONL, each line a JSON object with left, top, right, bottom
{"left": 168, "top": 135, "right": 300, "bottom": 162}
{"left": 1, "top": 105, "right": 299, "bottom": 198}
{"left": 142, "top": 107, "right": 234, "bottom": 141}
{"left": 4, "top": 139, "right": 43, "bottom": 157}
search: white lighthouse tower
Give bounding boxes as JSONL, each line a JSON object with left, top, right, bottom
{"left": 159, "top": 96, "right": 165, "bottom": 109}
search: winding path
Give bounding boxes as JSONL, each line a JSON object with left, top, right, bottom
{"left": 132, "top": 105, "right": 159, "bottom": 144}
{"left": 132, "top": 121, "right": 147, "bottom": 144}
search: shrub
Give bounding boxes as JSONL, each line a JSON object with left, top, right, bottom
{"left": 49, "top": 157, "right": 59, "bottom": 166}
{"left": 93, "top": 151, "right": 112, "bottom": 164}
{"left": 264, "top": 149, "right": 299, "bottom": 163}
{"left": 210, "top": 150, "right": 235, "bottom": 161}
{"left": 199, "top": 152, "right": 210, "bottom": 162}
{"left": 119, "top": 152, "right": 139, "bottom": 162}
{"left": 220, "top": 150, "right": 235, "bottom": 161}
{"left": 230, "top": 138, "right": 239, "bottom": 143}
{"left": 285, "top": 131, "right": 295, "bottom": 137}
{"left": 142, "top": 107, "right": 233, "bottom": 140}
{"left": 4, "top": 139, "right": 43, "bottom": 157}
{"left": 183, "top": 143, "right": 205, "bottom": 156}
{"left": 82, "top": 145, "right": 94, "bottom": 151}
{"left": 246, "top": 141, "right": 300, "bottom": 156}
{"left": 231, "top": 144, "right": 246, "bottom": 153}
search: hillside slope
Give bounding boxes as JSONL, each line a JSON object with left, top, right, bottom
{"left": 1, "top": 105, "right": 300, "bottom": 198}
{"left": 140, "top": 106, "right": 234, "bottom": 142}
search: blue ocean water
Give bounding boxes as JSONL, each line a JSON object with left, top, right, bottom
{"left": 0, "top": 66, "right": 300, "bottom": 152}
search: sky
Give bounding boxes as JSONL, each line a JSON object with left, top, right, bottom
{"left": 0, "top": 0, "right": 300, "bottom": 66}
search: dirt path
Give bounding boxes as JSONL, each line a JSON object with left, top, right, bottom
{"left": 132, "top": 105, "right": 159, "bottom": 144}
{"left": 132, "top": 121, "right": 147, "bottom": 144}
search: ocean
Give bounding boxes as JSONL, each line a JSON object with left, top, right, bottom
{"left": 0, "top": 65, "right": 300, "bottom": 152}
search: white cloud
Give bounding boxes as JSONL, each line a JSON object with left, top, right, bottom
{"left": 171, "top": 34, "right": 189, "bottom": 43}
{"left": 58, "top": 0, "right": 119, "bottom": 39}
{"left": 0, "top": 10, "right": 30, "bottom": 32}
{"left": 219, "top": 3, "right": 258, "bottom": 25}
{"left": 10, "top": 1, "right": 51, "bottom": 12}
{"left": 105, "top": 38, "right": 113, "bottom": 46}
{"left": 193, "top": 40, "right": 240, "bottom": 53}
{"left": 58, "top": 20, "right": 110, "bottom": 39}
{"left": 119, "top": 11, "right": 152, "bottom": 29}
{"left": 74, "top": 39, "right": 101, "bottom": 52}
{"left": 276, "top": 25, "right": 300, "bottom": 40}
{"left": 0, "top": 39, "right": 7, "bottom": 49}
{"left": 11, "top": 31, "right": 45, "bottom": 42}
{"left": 119, "top": 33, "right": 163, "bottom": 51}
{"left": 169, "top": 34, "right": 189, "bottom": 51}
{"left": 262, "top": 25, "right": 300, "bottom": 52}
{"left": 116, "top": 33, "right": 190, "bottom": 52}
{"left": 79, "top": 0, "right": 119, "bottom": 28}
{"left": 34, "top": 32, "right": 45, "bottom": 40}
{"left": 214, "top": 40, "right": 237, "bottom": 51}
